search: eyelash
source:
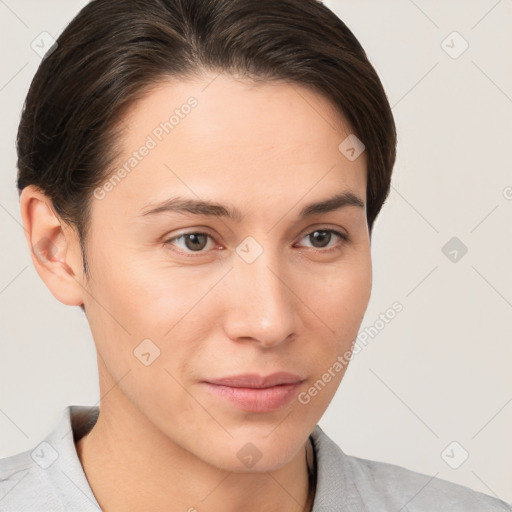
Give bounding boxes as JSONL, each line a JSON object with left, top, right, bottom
{"left": 163, "top": 228, "right": 350, "bottom": 256}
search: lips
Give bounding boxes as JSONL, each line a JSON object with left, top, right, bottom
{"left": 205, "top": 372, "right": 304, "bottom": 388}
{"left": 202, "top": 372, "right": 304, "bottom": 413}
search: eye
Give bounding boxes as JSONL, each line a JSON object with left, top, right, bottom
{"left": 164, "top": 228, "right": 349, "bottom": 256}
{"left": 295, "top": 229, "right": 349, "bottom": 251}
{"left": 165, "top": 232, "right": 216, "bottom": 253}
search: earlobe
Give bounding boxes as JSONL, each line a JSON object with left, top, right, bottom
{"left": 19, "top": 185, "right": 85, "bottom": 307}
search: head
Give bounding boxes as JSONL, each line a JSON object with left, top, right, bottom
{"left": 17, "top": 0, "right": 396, "bottom": 472}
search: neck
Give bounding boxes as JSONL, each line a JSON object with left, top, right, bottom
{"left": 76, "top": 377, "right": 315, "bottom": 512}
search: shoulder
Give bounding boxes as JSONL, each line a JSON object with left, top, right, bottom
{"left": 347, "top": 453, "right": 510, "bottom": 511}
{"left": 0, "top": 405, "right": 100, "bottom": 512}
{"left": 0, "top": 448, "right": 65, "bottom": 511}
{"left": 310, "top": 425, "right": 511, "bottom": 512}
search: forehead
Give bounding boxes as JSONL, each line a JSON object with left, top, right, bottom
{"left": 122, "top": 73, "right": 356, "bottom": 156}
{"left": 95, "top": 74, "right": 367, "bottom": 220}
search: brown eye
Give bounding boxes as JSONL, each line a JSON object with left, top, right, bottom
{"left": 166, "top": 232, "right": 213, "bottom": 253}
{"left": 309, "top": 230, "right": 332, "bottom": 248}
{"left": 296, "top": 229, "right": 348, "bottom": 252}
{"left": 184, "top": 233, "right": 209, "bottom": 251}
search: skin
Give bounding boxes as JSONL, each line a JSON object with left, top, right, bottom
{"left": 19, "top": 73, "right": 372, "bottom": 512}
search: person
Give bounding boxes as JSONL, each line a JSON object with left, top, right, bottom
{"left": 0, "top": 0, "right": 509, "bottom": 510}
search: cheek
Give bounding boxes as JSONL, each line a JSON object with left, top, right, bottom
{"left": 311, "top": 251, "right": 372, "bottom": 333}
{"left": 87, "top": 240, "right": 200, "bottom": 334}
{"left": 295, "top": 255, "right": 371, "bottom": 411}
{"left": 84, "top": 244, "right": 223, "bottom": 379}
{"left": 83, "top": 250, "right": 203, "bottom": 413}
{"left": 298, "top": 250, "right": 372, "bottom": 370}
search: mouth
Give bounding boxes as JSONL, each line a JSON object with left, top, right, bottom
{"left": 202, "top": 372, "right": 305, "bottom": 413}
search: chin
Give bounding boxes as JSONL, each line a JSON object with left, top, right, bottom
{"left": 202, "top": 429, "right": 307, "bottom": 473}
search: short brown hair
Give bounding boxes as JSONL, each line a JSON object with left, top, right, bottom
{"left": 16, "top": 0, "right": 397, "bottom": 276}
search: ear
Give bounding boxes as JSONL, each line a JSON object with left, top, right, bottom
{"left": 19, "top": 185, "right": 85, "bottom": 306}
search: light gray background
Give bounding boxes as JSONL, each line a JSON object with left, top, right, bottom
{"left": 1, "top": 0, "right": 511, "bottom": 504}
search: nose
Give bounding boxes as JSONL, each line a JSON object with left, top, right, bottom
{"left": 221, "top": 248, "right": 298, "bottom": 348}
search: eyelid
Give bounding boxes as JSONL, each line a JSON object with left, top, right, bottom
{"left": 296, "top": 224, "right": 349, "bottom": 243}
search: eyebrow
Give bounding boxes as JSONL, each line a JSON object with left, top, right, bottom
{"left": 139, "top": 191, "right": 365, "bottom": 221}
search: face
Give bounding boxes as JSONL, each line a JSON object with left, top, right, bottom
{"left": 81, "top": 74, "right": 371, "bottom": 471}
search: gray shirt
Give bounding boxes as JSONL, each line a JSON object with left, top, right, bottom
{"left": 0, "top": 405, "right": 509, "bottom": 511}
